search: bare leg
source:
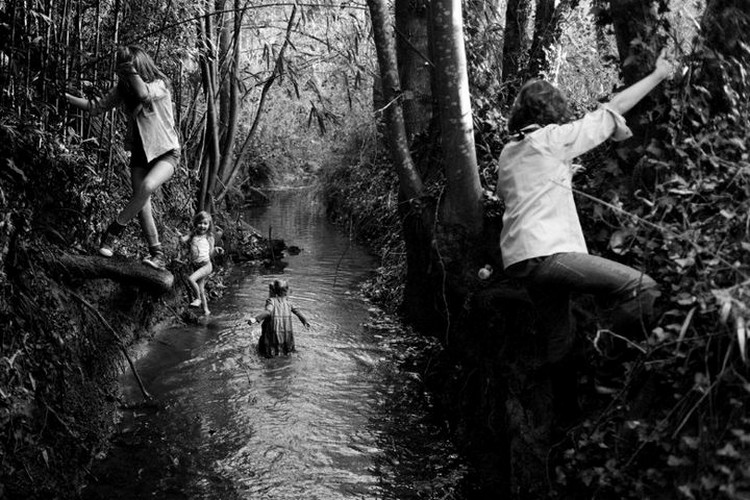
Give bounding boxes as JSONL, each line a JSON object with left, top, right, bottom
{"left": 117, "top": 160, "right": 175, "bottom": 246}
{"left": 188, "top": 263, "right": 212, "bottom": 306}
{"left": 198, "top": 277, "right": 210, "bottom": 315}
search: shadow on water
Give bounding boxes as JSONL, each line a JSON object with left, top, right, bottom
{"left": 82, "top": 188, "right": 467, "bottom": 500}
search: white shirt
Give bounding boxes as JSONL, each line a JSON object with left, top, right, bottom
{"left": 190, "top": 235, "right": 211, "bottom": 264}
{"left": 92, "top": 79, "right": 180, "bottom": 162}
{"left": 495, "top": 106, "right": 632, "bottom": 269}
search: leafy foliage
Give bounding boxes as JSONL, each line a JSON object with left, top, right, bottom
{"left": 543, "top": 15, "right": 750, "bottom": 499}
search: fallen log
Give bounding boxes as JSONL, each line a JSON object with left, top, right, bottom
{"left": 51, "top": 253, "right": 174, "bottom": 294}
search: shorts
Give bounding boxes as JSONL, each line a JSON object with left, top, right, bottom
{"left": 130, "top": 147, "right": 180, "bottom": 171}
{"left": 192, "top": 260, "right": 211, "bottom": 272}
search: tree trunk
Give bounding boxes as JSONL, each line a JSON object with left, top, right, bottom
{"left": 431, "top": 0, "right": 483, "bottom": 234}
{"left": 50, "top": 254, "right": 174, "bottom": 294}
{"left": 699, "top": 0, "right": 750, "bottom": 112}
{"left": 524, "top": 0, "right": 580, "bottom": 80}
{"left": 604, "top": 0, "right": 663, "bottom": 148}
{"left": 216, "top": 0, "right": 243, "bottom": 190}
{"left": 501, "top": 0, "right": 532, "bottom": 87}
{"left": 198, "top": 4, "right": 221, "bottom": 212}
{"left": 395, "top": 0, "right": 432, "bottom": 141}
{"left": 217, "top": 0, "right": 231, "bottom": 134}
{"left": 366, "top": 0, "right": 425, "bottom": 202}
{"left": 608, "top": 0, "right": 661, "bottom": 86}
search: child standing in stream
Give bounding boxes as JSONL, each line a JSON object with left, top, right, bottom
{"left": 65, "top": 45, "right": 180, "bottom": 269}
{"left": 248, "top": 280, "right": 310, "bottom": 357}
{"left": 180, "top": 211, "right": 223, "bottom": 316}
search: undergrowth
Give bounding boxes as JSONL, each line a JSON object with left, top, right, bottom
{"left": 322, "top": 28, "right": 750, "bottom": 499}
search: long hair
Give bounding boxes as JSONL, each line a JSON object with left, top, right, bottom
{"left": 507, "top": 79, "right": 573, "bottom": 133}
{"left": 115, "top": 45, "right": 168, "bottom": 84}
{"left": 115, "top": 45, "right": 169, "bottom": 110}
{"left": 190, "top": 211, "right": 215, "bottom": 239}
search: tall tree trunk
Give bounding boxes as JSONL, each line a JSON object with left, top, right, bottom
{"left": 608, "top": 0, "right": 661, "bottom": 86}
{"left": 198, "top": 3, "right": 221, "bottom": 212}
{"left": 395, "top": 0, "right": 432, "bottom": 141}
{"left": 431, "top": 0, "right": 483, "bottom": 234}
{"left": 217, "top": 0, "right": 231, "bottom": 134}
{"left": 699, "top": 0, "right": 750, "bottom": 112}
{"left": 604, "top": 0, "right": 663, "bottom": 147}
{"left": 524, "top": 0, "right": 580, "bottom": 80}
{"left": 216, "top": 0, "right": 243, "bottom": 191}
{"left": 501, "top": 0, "right": 532, "bottom": 87}
{"left": 366, "top": 0, "right": 424, "bottom": 201}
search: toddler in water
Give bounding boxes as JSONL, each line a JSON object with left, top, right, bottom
{"left": 248, "top": 280, "right": 310, "bottom": 357}
{"left": 180, "top": 211, "right": 223, "bottom": 315}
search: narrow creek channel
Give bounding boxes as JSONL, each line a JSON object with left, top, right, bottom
{"left": 82, "top": 188, "right": 467, "bottom": 500}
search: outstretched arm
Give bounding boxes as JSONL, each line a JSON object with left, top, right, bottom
{"left": 248, "top": 298, "right": 274, "bottom": 325}
{"left": 291, "top": 306, "right": 310, "bottom": 329}
{"left": 248, "top": 310, "right": 271, "bottom": 325}
{"left": 65, "top": 93, "right": 92, "bottom": 111}
{"left": 65, "top": 86, "right": 120, "bottom": 115}
{"left": 606, "top": 49, "right": 674, "bottom": 115}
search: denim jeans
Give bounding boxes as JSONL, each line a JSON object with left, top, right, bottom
{"left": 506, "top": 252, "right": 659, "bottom": 363}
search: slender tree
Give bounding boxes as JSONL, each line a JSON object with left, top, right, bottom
{"left": 524, "top": 0, "right": 580, "bottom": 80}
{"left": 395, "top": 0, "right": 432, "bottom": 140}
{"left": 431, "top": 0, "right": 482, "bottom": 233}
{"left": 366, "top": 0, "right": 424, "bottom": 202}
{"left": 502, "top": 0, "right": 532, "bottom": 86}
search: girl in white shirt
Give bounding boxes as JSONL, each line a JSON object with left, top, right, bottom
{"left": 65, "top": 45, "right": 180, "bottom": 270}
{"left": 496, "top": 50, "right": 674, "bottom": 398}
{"left": 181, "top": 211, "right": 223, "bottom": 316}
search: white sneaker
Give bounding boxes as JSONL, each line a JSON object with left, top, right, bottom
{"left": 142, "top": 253, "right": 167, "bottom": 270}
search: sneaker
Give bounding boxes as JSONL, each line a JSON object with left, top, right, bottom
{"left": 189, "top": 299, "right": 202, "bottom": 308}
{"left": 142, "top": 253, "right": 167, "bottom": 270}
{"left": 99, "top": 231, "right": 116, "bottom": 257}
{"left": 594, "top": 379, "right": 621, "bottom": 395}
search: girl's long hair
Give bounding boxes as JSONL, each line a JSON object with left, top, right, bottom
{"left": 116, "top": 45, "right": 168, "bottom": 84}
{"left": 190, "top": 211, "right": 214, "bottom": 239}
{"left": 115, "top": 45, "right": 169, "bottom": 110}
{"left": 507, "top": 79, "right": 573, "bottom": 133}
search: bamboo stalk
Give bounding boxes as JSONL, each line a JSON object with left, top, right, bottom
{"left": 107, "top": 0, "right": 122, "bottom": 180}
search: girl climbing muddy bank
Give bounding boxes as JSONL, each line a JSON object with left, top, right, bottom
{"left": 65, "top": 45, "right": 180, "bottom": 269}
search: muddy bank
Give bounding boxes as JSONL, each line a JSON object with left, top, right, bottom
{"left": 0, "top": 213, "right": 279, "bottom": 499}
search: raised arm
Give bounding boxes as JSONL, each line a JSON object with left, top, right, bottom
{"left": 606, "top": 49, "right": 674, "bottom": 115}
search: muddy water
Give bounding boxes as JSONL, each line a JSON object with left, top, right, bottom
{"left": 82, "top": 189, "right": 466, "bottom": 500}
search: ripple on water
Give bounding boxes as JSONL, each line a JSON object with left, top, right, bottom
{"left": 82, "top": 190, "right": 467, "bottom": 500}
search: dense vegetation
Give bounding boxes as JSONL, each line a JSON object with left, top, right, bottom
{"left": 2, "top": 0, "right": 750, "bottom": 498}
{"left": 325, "top": 1, "right": 750, "bottom": 498}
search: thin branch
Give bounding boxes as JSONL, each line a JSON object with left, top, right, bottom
{"left": 69, "top": 292, "right": 152, "bottom": 401}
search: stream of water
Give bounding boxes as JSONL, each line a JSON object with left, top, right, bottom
{"left": 82, "top": 188, "right": 466, "bottom": 500}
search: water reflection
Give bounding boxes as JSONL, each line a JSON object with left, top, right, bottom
{"left": 82, "top": 188, "right": 465, "bottom": 500}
